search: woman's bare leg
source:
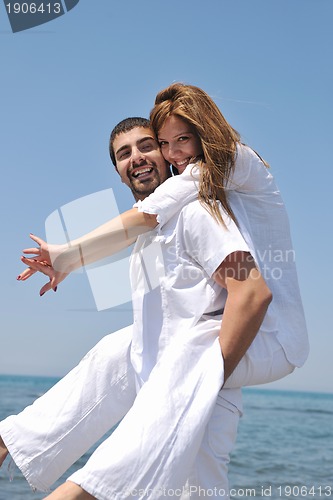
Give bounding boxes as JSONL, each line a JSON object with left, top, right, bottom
{"left": 43, "top": 481, "right": 95, "bottom": 500}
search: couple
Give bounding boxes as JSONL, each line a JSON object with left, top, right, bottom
{"left": 0, "top": 83, "right": 309, "bottom": 499}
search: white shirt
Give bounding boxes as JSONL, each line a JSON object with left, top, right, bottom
{"left": 129, "top": 200, "right": 249, "bottom": 410}
{"left": 135, "top": 143, "right": 309, "bottom": 368}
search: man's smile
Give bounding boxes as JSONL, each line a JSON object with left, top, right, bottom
{"left": 131, "top": 166, "right": 154, "bottom": 179}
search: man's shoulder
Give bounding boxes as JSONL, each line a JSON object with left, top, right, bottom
{"left": 178, "top": 199, "right": 241, "bottom": 239}
{"left": 159, "top": 199, "right": 209, "bottom": 236}
{"left": 176, "top": 199, "right": 210, "bottom": 224}
{"left": 179, "top": 198, "right": 205, "bottom": 216}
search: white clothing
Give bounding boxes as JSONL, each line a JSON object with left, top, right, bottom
{"left": 0, "top": 327, "right": 240, "bottom": 499}
{"left": 0, "top": 327, "right": 136, "bottom": 491}
{"left": 130, "top": 200, "right": 249, "bottom": 391}
{"left": 0, "top": 145, "right": 307, "bottom": 497}
{"left": 135, "top": 143, "right": 309, "bottom": 368}
{"left": 68, "top": 201, "right": 247, "bottom": 498}
{"left": 69, "top": 322, "right": 237, "bottom": 499}
{"left": 0, "top": 201, "right": 247, "bottom": 499}
{"left": 183, "top": 392, "right": 240, "bottom": 499}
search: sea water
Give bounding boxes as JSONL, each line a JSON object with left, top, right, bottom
{"left": 0, "top": 375, "right": 332, "bottom": 499}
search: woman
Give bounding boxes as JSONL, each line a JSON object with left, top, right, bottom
{"left": 137, "top": 82, "right": 309, "bottom": 386}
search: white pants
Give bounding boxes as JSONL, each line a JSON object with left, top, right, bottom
{"left": 0, "top": 321, "right": 293, "bottom": 499}
{"left": 0, "top": 324, "right": 240, "bottom": 499}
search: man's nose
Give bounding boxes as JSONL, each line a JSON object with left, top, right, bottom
{"left": 131, "top": 148, "right": 145, "bottom": 165}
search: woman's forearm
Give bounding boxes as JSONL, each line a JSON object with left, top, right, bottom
{"left": 53, "top": 208, "right": 158, "bottom": 273}
{"left": 219, "top": 276, "right": 272, "bottom": 381}
{"left": 212, "top": 252, "right": 272, "bottom": 382}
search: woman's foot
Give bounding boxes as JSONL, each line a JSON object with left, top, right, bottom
{"left": 43, "top": 481, "right": 96, "bottom": 500}
{"left": 0, "top": 436, "right": 9, "bottom": 467}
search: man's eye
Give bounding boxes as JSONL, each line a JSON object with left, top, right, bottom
{"left": 141, "top": 143, "right": 153, "bottom": 151}
{"left": 119, "top": 151, "right": 129, "bottom": 159}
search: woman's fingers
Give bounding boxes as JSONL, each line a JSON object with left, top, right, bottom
{"left": 20, "top": 256, "right": 67, "bottom": 293}
{"left": 19, "top": 236, "right": 66, "bottom": 295}
{"left": 23, "top": 234, "right": 47, "bottom": 254}
{"left": 39, "top": 281, "right": 53, "bottom": 296}
{"left": 22, "top": 234, "right": 53, "bottom": 266}
{"left": 22, "top": 247, "right": 41, "bottom": 255}
{"left": 20, "top": 257, "right": 57, "bottom": 295}
{"left": 29, "top": 233, "right": 45, "bottom": 246}
{"left": 17, "top": 267, "right": 37, "bottom": 281}
{"left": 21, "top": 257, "right": 54, "bottom": 278}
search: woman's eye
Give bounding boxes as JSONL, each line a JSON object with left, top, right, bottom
{"left": 159, "top": 141, "right": 167, "bottom": 147}
{"left": 178, "top": 136, "right": 189, "bottom": 142}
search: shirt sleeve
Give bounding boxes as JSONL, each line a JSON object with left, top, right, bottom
{"left": 181, "top": 202, "right": 251, "bottom": 278}
{"left": 134, "top": 164, "right": 200, "bottom": 227}
{"left": 226, "top": 143, "right": 273, "bottom": 193}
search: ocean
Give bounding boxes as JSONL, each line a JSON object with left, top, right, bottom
{"left": 0, "top": 374, "right": 332, "bottom": 499}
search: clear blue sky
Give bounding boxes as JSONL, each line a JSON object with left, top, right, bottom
{"left": 0, "top": 0, "right": 332, "bottom": 393}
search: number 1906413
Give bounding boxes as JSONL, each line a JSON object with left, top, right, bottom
{"left": 6, "top": 3, "right": 62, "bottom": 14}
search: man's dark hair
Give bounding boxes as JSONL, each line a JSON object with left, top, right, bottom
{"left": 109, "top": 117, "right": 151, "bottom": 166}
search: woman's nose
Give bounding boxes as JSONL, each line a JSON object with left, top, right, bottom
{"left": 167, "top": 142, "right": 178, "bottom": 159}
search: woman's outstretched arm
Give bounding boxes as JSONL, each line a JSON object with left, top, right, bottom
{"left": 19, "top": 208, "right": 158, "bottom": 295}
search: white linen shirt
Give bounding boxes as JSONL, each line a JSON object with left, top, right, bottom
{"left": 129, "top": 199, "right": 249, "bottom": 387}
{"left": 135, "top": 143, "right": 309, "bottom": 368}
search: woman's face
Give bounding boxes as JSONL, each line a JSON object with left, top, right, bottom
{"left": 157, "top": 115, "right": 203, "bottom": 174}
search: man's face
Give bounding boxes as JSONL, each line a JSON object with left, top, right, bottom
{"left": 113, "top": 127, "right": 171, "bottom": 201}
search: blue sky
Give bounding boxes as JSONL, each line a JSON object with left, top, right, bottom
{"left": 0, "top": 0, "right": 332, "bottom": 393}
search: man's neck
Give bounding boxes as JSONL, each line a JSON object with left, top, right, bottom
{"left": 132, "top": 192, "right": 153, "bottom": 202}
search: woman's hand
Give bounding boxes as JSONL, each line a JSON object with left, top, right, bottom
{"left": 22, "top": 233, "right": 53, "bottom": 266}
{"left": 20, "top": 257, "right": 68, "bottom": 296}
{"left": 18, "top": 234, "right": 70, "bottom": 295}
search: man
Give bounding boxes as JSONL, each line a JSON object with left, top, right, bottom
{"left": 0, "top": 118, "right": 271, "bottom": 499}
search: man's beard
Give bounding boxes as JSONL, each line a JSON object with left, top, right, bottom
{"left": 128, "top": 169, "right": 163, "bottom": 201}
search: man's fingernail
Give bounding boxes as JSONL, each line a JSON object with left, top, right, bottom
{"left": 40, "top": 292, "right": 45, "bottom": 297}
{"left": 17, "top": 275, "right": 21, "bottom": 280}
{"left": 54, "top": 287, "right": 57, "bottom": 292}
